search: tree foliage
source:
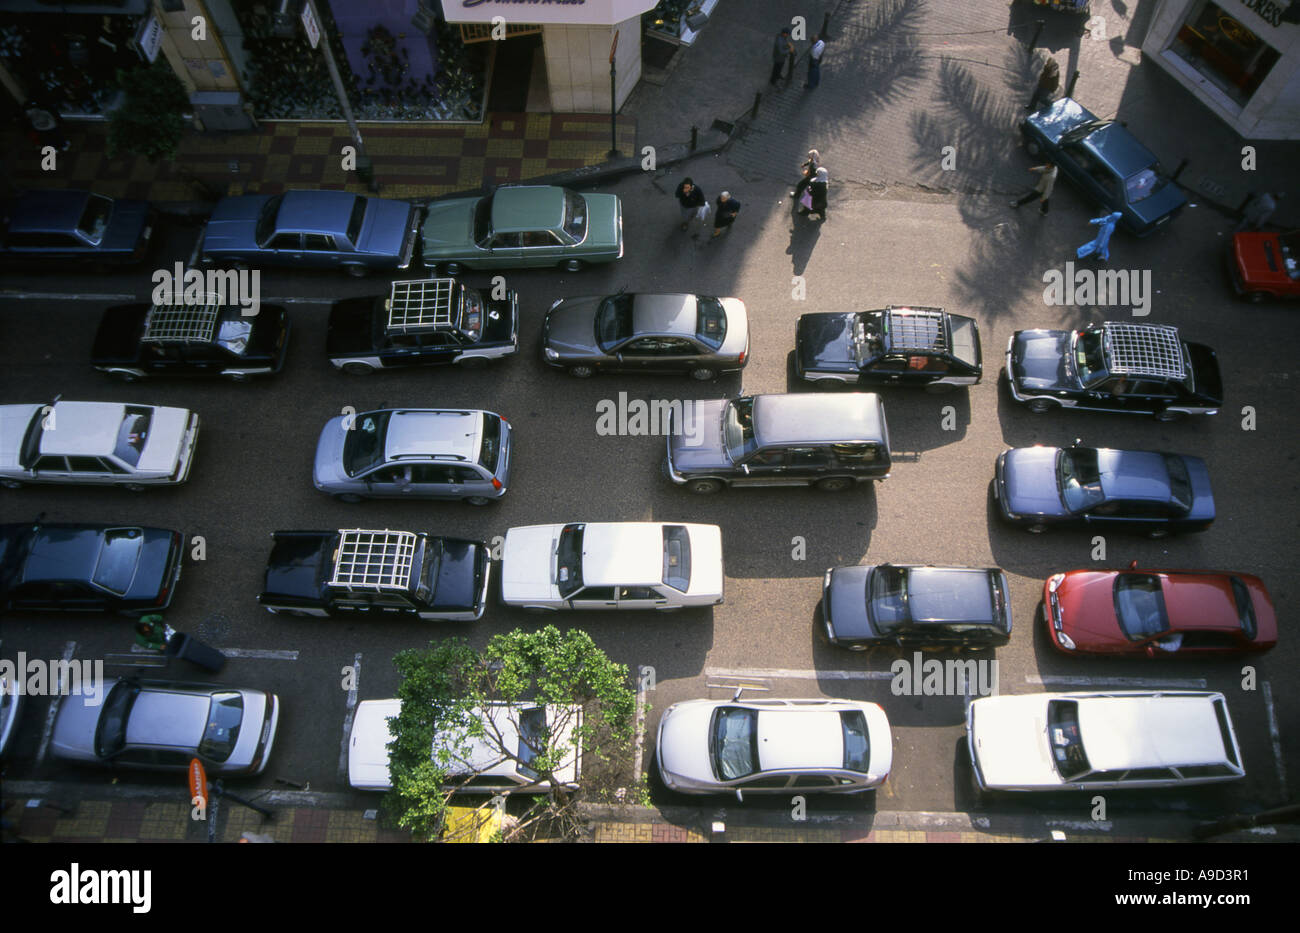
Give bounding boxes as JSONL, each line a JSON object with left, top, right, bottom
{"left": 384, "top": 627, "right": 637, "bottom": 842}
{"left": 107, "top": 60, "right": 190, "bottom": 163}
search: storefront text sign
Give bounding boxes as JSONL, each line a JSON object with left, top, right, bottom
{"left": 301, "top": 2, "right": 322, "bottom": 49}
{"left": 136, "top": 14, "right": 163, "bottom": 63}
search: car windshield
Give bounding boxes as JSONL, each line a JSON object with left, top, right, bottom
{"left": 1061, "top": 120, "right": 1107, "bottom": 146}
{"left": 562, "top": 190, "right": 587, "bottom": 242}
{"left": 1114, "top": 573, "right": 1170, "bottom": 640}
{"left": 662, "top": 525, "right": 691, "bottom": 592}
{"left": 92, "top": 528, "right": 143, "bottom": 595}
{"left": 722, "top": 397, "right": 757, "bottom": 463}
{"left": 1163, "top": 454, "right": 1192, "bottom": 513}
{"left": 868, "top": 566, "right": 909, "bottom": 633}
{"left": 852, "top": 313, "right": 884, "bottom": 365}
{"left": 1230, "top": 578, "right": 1256, "bottom": 639}
{"left": 346, "top": 196, "right": 366, "bottom": 245}
{"left": 516, "top": 707, "right": 547, "bottom": 780}
{"left": 1073, "top": 328, "right": 1107, "bottom": 385}
{"left": 342, "top": 410, "right": 392, "bottom": 477}
{"left": 459, "top": 287, "right": 484, "bottom": 341}
{"left": 695, "top": 297, "right": 727, "bottom": 349}
{"left": 77, "top": 194, "right": 112, "bottom": 243}
{"left": 1057, "top": 448, "right": 1105, "bottom": 513}
{"left": 556, "top": 523, "right": 584, "bottom": 599}
{"left": 94, "top": 680, "right": 140, "bottom": 758}
{"left": 1047, "top": 699, "right": 1091, "bottom": 781}
{"left": 216, "top": 316, "right": 252, "bottom": 355}
{"left": 114, "top": 407, "right": 153, "bottom": 468}
{"left": 711, "top": 706, "right": 758, "bottom": 780}
{"left": 198, "top": 691, "right": 244, "bottom": 763}
{"left": 415, "top": 540, "right": 440, "bottom": 604}
{"left": 595, "top": 294, "right": 634, "bottom": 350}
{"left": 841, "top": 711, "right": 871, "bottom": 772}
{"left": 472, "top": 195, "right": 494, "bottom": 245}
{"left": 1125, "top": 167, "right": 1166, "bottom": 203}
{"left": 254, "top": 195, "right": 284, "bottom": 247}
{"left": 477, "top": 413, "right": 502, "bottom": 472}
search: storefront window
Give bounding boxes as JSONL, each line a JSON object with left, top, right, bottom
{"left": 0, "top": 12, "right": 149, "bottom": 116}
{"left": 1168, "top": 1, "right": 1280, "bottom": 107}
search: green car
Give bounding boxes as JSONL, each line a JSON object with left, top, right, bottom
{"left": 421, "top": 185, "right": 623, "bottom": 273}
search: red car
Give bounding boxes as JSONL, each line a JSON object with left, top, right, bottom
{"left": 1043, "top": 563, "right": 1276, "bottom": 656}
{"left": 1229, "top": 231, "right": 1300, "bottom": 302}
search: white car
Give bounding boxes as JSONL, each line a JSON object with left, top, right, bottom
{"left": 656, "top": 696, "right": 892, "bottom": 798}
{"left": 966, "top": 690, "right": 1245, "bottom": 792}
{"left": 500, "top": 521, "right": 723, "bottom": 611}
{"left": 0, "top": 400, "right": 199, "bottom": 490}
{"left": 348, "top": 699, "right": 581, "bottom": 793}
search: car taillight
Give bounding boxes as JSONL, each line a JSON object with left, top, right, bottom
{"left": 491, "top": 477, "right": 503, "bottom": 491}
{"left": 738, "top": 350, "right": 746, "bottom": 364}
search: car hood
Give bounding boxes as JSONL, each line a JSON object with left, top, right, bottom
{"left": 312, "top": 416, "right": 350, "bottom": 488}
{"left": 544, "top": 298, "right": 602, "bottom": 357}
{"left": 657, "top": 701, "right": 717, "bottom": 785}
{"left": 1232, "top": 233, "right": 1292, "bottom": 288}
{"left": 349, "top": 698, "right": 400, "bottom": 790}
{"left": 420, "top": 197, "right": 478, "bottom": 254}
{"left": 501, "top": 525, "right": 559, "bottom": 602}
{"left": 1055, "top": 571, "right": 1126, "bottom": 647}
{"left": 581, "top": 193, "right": 622, "bottom": 250}
{"left": 1010, "top": 330, "right": 1073, "bottom": 391}
{"left": 969, "top": 696, "right": 1060, "bottom": 789}
{"left": 102, "top": 200, "right": 151, "bottom": 252}
{"left": 137, "top": 406, "right": 193, "bottom": 474}
{"left": 200, "top": 196, "right": 267, "bottom": 253}
{"left": 825, "top": 565, "right": 872, "bottom": 640}
{"left": 1000, "top": 448, "right": 1068, "bottom": 518}
{"left": 0, "top": 404, "right": 41, "bottom": 471}
{"left": 357, "top": 197, "right": 414, "bottom": 256}
{"left": 51, "top": 678, "right": 124, "bottom": 763}
{"left": 797, "top": 312, "right": 857, "bottom": 372}
{"left": 667, "top": 398, "right": 731, "bottom": 471}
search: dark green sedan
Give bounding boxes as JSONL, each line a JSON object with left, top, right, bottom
{"left": 421, "top": 185, "right": 622, "bottom": 273}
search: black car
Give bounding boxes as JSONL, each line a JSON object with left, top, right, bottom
{"left": 796, "top": 306, "right": 981, "bottom": 390}
{"left": 665, "top": 393, "right": 891, "bottom": 493}
{"left": 823, "top": 564, "right": 1012, "bottom": 650}
{"left": 258, "top": 528, "right": 490, "bottom": 621}
{"left": 0, "top": 189, "right": 155, "bottom": 265}
{"left": 327, "top": 278, "right": 517, "bottom": 374}
{"left": 543, "top": 292, "right": 749, "bottom": 380}
{"left": 993, "top": 445, "right": 1215, "bottom": 537}
{"left": 1006, "top": 321, "right": 1221, "bottom": 421}
{"left": 92, "top": 301, "right": 290, "bottom": 382}
{"left": 0, "top": 522, "right": 184, "bottom": 616}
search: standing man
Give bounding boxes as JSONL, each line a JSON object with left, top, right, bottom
{"left": 712, "top": 191, "right": 741, "bottom": 238}
{"left": 770, "top": 28, "right": 794, "bottom": 86}
{"left": 805, "top": 33, "right": 826, "bottom": 89}
{"left": 675, "top": 177, "right": 707, "bottom": 233}
{"left": 1010, "top": 161, "right": 1058, "bottom": 216}
{"left": 1026, "top": 58, "right": 1060, "bottom": 112}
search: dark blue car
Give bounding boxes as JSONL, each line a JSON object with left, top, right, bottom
{"left": 194, "top": 190, "right": 421, "bottom": 276}
{"left": 0, "top": 190, "right": 155, "bottom": 264}
{"left": 993, "top": 445, "right": 1214, "bottom": 538}
{"left": 1020, "top": 98, "right": 1186, "bottom": 236}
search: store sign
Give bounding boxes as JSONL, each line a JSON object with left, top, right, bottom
{"left": 1240, "top": 0, "right": 1287, "bottom": 27}
{"left": 452, "top": 0, "right": 656, "bottom": 26}
{"left": 301, "top": 2, "right": 322, "bottom": 49}
{"left": 137, "top": 14, "right": 163, "bottom": 63}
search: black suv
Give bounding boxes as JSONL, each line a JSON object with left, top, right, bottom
{"left": 327, "top": 278, "right": 518, "bottom": 374}
{"left": 796, "top": 306, "right": 982, "bottom": 390}
{"left": 0, "top": 522, "right": 184, "bottom": 615}
{"left": 258, "top": 528, "right": 490, "bottom": 621}
{"left": 665, "top": 393, "right": 891, "bottom": 493}
{"left": 823, "top": 564, "right": 1012, "bottom": 650}
{"left": 1006, "top": 321, "right": 1221, "bottom": 421}
{"left": 92, "top": 301, "right": 289, "bottom": 382}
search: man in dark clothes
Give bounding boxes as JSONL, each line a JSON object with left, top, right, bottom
{"left": 675, "top": 177, "right": 707, "bottom": 232}
{"left": 770, "top": 28, "right": 794, "bottom": 85}
{"left": 1026, "top": 58, "right": 1060, "bottom": 112}
{"left": 712, "top": 191, "right": 741, "bottom": 238}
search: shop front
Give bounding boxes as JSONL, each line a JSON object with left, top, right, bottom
{"left": 1142, "top": 0, "right": 1300, "bottom": 139}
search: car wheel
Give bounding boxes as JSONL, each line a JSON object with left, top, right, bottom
{"left": 816, "top": 477, "right": 852, "bottom": 492}
{"left": 687, "top": 478, "right": 723, "bottom": 494}
{"left": 225, "top": 372, "right": 251, "bottom": 383}
{"left": 561, "top": 259, "right": 583, "bottom": 273}
{"left": 464, "top": 496, "right": 491, "bottom": 506}
{"left": 123, "top": 483, "right": 148, "bottom": 493}
{"left": 457, "top": 357, "right": 489, "bottom": 370}
{"left": 111, "top": 370, "right": 143, "bottom": 383}
{"left": 343, "top": 264, "right": 368, "bottom": 278}
{"left": 334, "top": 493, "right": 364, "bottom": 504}
{"left": 567, "top": 364, "right": 595, "bottom": 378}
{"left": 689, "top": 366, "right": 717, "bottom": 381}
{"left": 923, "top": 382, "right": 956, "bottom": 395}
{"left": 442, "top": 261, "right": 464, "bottom": 276}
{"left": 1026, "top": 523, "right": 1047, "bottom": 534}
{"left": 1026, "top": 398, "right": 1056, "bottom": 414}
{"left": 1153, "top": 409, "right": 1184, "bottom": 423}
{"left": 1147, "top": 528, "right": 1170, "bottom": 540}
{"left": 341, "top": 362, "right": 375, "bottom": 376}
{"left": 1023, "top": 136, "right": 1043, "bottom": 158}
{"left": 0, "top": 479, "right": 24, "bottom": 490}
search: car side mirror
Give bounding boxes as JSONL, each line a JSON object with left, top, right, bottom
{"left": 1144, "top": 644, "right": 1157, "bottom": 659}
{"left": 740, "top": 464, "right": 751, "bottom": 475}
{"left": 1129, "top": 559, "right": 1138, "bottom": 569}
{"left": 734, "top": 788, "right": 744, "bottom": 803}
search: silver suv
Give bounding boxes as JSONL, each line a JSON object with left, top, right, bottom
{"left": 313, "top": 408, "right": 511, "bottom": 504}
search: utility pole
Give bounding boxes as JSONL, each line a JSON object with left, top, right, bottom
{"left": 302, "top": 0, "right": 378, "bottom": 191}
{"left": 607, "top": 30, "right": 620, "bottom": 158}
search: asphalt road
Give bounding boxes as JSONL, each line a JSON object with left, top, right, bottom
{"left": 1, "top": 170, "right": 1296, "bottom": 823}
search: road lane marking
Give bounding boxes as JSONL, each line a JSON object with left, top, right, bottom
{"left": 1263, "top": 681, "right": 1287, "bottom": 796}
{"left": 217, "top": 648, "right": 299, "bottom": 660}
{"left": 1026, "top": 674, "right": 1206, "bottom": 688}
{"left": 705, "top": 667, "right": 893, "bottom": 681}
{"left": 35, "top": 641, "right": 76, "bottom": 767}
{"left": 339, "top": 652, "right": 361, "bottom": 780}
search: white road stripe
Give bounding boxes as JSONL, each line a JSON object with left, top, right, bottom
{"left": 35, "top": 642, "right": 76, "bottom": 767}
{"left": 1026, "top": 674, "right": 1206, "bottom": 688}
{"left": 705, "top": 667, "right": 893, "bottom": 681}
{"left": 218, "top": 648, "right": 299, "bottom": 660}
{"left": 1262, "top": 681, "right": 1287, "bottom": 796}
{"left": 339, "top": 653, "right": 362, "bottom": 780}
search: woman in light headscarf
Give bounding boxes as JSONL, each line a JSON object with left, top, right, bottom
{"left": 791, "top": 149, "right": 821, "bottom": 201}
{"left": 806, "top": 167, "right": 829, "bottom": 220}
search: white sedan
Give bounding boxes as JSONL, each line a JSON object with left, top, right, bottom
{"left": 500, "top": 521, "right": 723, "bottom": 611}
{"left": 0, "top": 400, "right": 199, "bottom": 490}
{"left": 657, "top": 696, "right": 893, "bottom": 798}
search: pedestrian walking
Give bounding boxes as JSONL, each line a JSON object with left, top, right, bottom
{"left": 23, "top": 99, "right": 70, "bottom": 152}
{"left": 675, "top": 177, "right": 707, "bottom": 232}
{"left": 770, "top": 28, "right": 794, "bottom": 85}
{"left": 791, "top": 149, "right": 821, "bottom": 200}
{"left": 805, "top": 34, "right": 826, "bottom": 88}
{"left": 1026, "top": 58, "right": 1060, "bottom": 112}
{"left": 1236, "top": 191, "right": 1282, "bottom": 231}
{"left": 1076, "top": 211, "right": 1122, "bottom": 262}
{"left": 800, "top": 167, "right": 829, "bottom": 220}
{"left": 1010, "top": 161, "right": 1058, "bottom": 215}
{"left": 712, "top": 191, "right": 741, "bottom": 238}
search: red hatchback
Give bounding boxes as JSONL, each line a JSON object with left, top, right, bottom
{"left": 1229, "top": 232, "right": 1300, "bottom": 302}
{"left": 1043, "top": 563, "right": 1276, "bottom": 657}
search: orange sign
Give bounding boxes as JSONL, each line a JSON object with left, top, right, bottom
{"left": 189, "top": 758, "right": 208, "bottom": 806}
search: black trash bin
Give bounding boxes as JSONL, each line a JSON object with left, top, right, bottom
{"left": 165, "top": 632, "right": 226, "bottom": 673}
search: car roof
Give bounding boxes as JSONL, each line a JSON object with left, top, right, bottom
{"left": 630, "top": 294, "right": 697, "bottom": 336}
{"left": 1099, "top": 322, "right": 1186, "bottom": 380}
{"left": 20, "top": 525, "right": 105, "bottom": 584}
{"left": 40, "top": 402, "right": 128, "bottom": 457}
{"left": 756, "top": 708, "right": 843, "bottom": 772}
{"left": 581, "top": 523, "right": 669, "bottom": 588}
{"left": 881, "top": 306, "right": 948, "bottom": 353}
{"left": 125, "top": 686, "right": 211, "bottom": 750}
{"left": 905, "top": 567, "right": 996, "bottom": 623}
{"left": 1077, "top": 121, "right": 1159, "bottom": 178}
{"left": 1077, "top": 694, "right": 1229, "bottom": 770}
{"left": 1095, "top": 449, "right": 1174, "bottom": 501}
{"left": 752, "top": 393, "right": 885, "bottom": 447}
{"left": 490, "top": 186, "right": 567, "bottom": 232}
{"left": 383, "top": 409, "right": 482, "bottom": 462}
{"left": 275, "top": 190, "right": 360, "bottom": 235}
{"left": 8, "top": 189, "right": 93, "bottom": 233}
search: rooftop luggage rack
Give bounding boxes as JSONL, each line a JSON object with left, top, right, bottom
{"left": 386, "top": 279, "right": 457, "bottom": 333}
{"left": 883, "top": 306, "right": 946, "bottom": 352}
{"left": 1102, "top": 323, "right": 1186, "bottom": 379}
{"left": 330, "top": 529, "right": 418, "bottom": 590}
{"left": 141, "top": 301, "right": 222, "bottom": 343}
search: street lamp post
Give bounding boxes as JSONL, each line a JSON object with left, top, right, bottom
{"left": 607, "top": 30, "right": 620, "bottom": 158}
{"left": 303, "top": 0, "right": 378, "bottom": 191}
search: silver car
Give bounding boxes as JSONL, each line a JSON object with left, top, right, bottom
{"left": 313, "top": 407, "right": 511, "bottom": 504}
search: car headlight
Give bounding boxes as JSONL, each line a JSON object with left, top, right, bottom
{"left": 544, "top": 347, "right": 559, "bottom": 361}
{"left": 1046, "top": 573, "right": 1065, "bottom": 593}
{"left": 549, "top": 298, "right": 564, "bottom": 311}
{"left": 1055, "top": 631, "right": 1075, "bottom": 651}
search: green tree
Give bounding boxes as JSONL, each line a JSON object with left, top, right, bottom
{"left": 107, "top": 60, "right": 190, "bottom": 163}
{"left": 384, "top": 626, "right": 637, "bottom": 842}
